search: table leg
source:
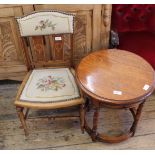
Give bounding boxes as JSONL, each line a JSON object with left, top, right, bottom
{"left": 130, "top": 100, "right": 145, "bottom": 136}
{"left": 91, "top": 104, "right": 100, "bottom": 141}
{"left": 84, "top": 100, "right": 100, "bottom": 142}
{"left": 79, "top": 104, "right": 85, "bottom": 133}
{"left": 85, "top": 96, "right": 91, "bottom": 112}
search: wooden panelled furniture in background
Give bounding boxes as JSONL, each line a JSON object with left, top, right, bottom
{"left": 0, "top": 5, "right": 34, "bottom": 80}
{"left": 0, "top": 4, "right": 112, "bottom": 80}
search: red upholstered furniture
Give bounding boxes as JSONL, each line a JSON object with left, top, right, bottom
{"left": 111, "top": 4, "right": 155, "bottom": 69}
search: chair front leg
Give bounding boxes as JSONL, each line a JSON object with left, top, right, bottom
{"left": 16, "top": 106, "right": 29, "bottom": 136}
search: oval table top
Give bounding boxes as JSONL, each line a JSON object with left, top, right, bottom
{"left": 76, "top": 49, "right": 155, "bottom": 105}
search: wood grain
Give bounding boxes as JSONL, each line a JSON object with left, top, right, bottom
{"left": 0, "top": 5, "right": 33, "bottom": 80}
{"left": 76, "top": 49, "right": 155, "bottom": 105}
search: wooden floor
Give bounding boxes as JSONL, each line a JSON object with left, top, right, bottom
{"left": 0, "top": 81, "right": 155, "bottom": 150}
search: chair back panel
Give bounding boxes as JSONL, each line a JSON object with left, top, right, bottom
{"left": 30, "top": 36, "right": 46, "bottom": 62}
{"left": 16, "top": 11, "right": 74, "bottom": 69}
{"left": 16, "top": 11, "right": 74, "bottom": 36}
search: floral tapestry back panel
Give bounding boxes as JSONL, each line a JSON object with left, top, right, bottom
{"left": 16, "top": 11, "right": 74, "bottom": 37}
{"left": 20, "top": 68, "right": 80, "bottom": 102}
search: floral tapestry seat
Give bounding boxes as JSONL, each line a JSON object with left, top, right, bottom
{"left": 16, "top": 68, "right": 81, "bottom": 107}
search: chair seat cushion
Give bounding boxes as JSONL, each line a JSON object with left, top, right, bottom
{"left": 20, "top": 68, "right": 80, "bottom": 103}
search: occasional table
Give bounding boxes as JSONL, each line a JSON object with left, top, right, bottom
{"left": 76, "top": 49, "right": 155, "bottom": 143}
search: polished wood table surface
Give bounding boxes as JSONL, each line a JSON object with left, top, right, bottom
{"left": 76, "top": 49, "right": 155, "bottom": 143}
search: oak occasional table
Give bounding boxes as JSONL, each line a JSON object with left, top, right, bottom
{"left": 76, "top": 49, "right": 155, "bottom": 143}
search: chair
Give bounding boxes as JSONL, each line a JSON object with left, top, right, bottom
{"left": 15, "top": 10, "right": 85, "bottom": 136}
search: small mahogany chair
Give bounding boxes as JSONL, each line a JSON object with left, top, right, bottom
{"left": 15, "top": 10, "right": 85, "bottom": 136}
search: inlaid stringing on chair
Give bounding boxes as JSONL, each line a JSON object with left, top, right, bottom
{"left": 15, "top": 10, "right": 85, "bottom": 136}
